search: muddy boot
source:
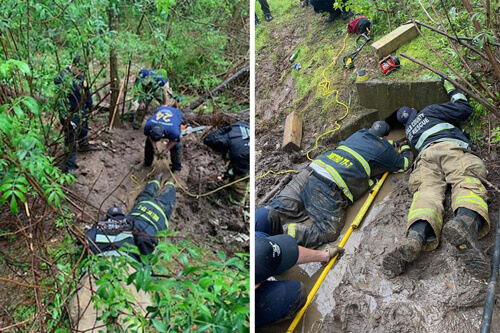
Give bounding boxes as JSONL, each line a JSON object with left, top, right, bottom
{"left": 229, "top": 176, "right": 249, "bottom": 206}
{"left": 442, "top": 208, "right": 490, "bottom": 279}
{"left": 382, "top": 230, "right": 423, "bottom": 277}
{"left": 170, "top": 144, "right": 182, "bottom": 171}
{"left": 325, "top": 12, "right": 338, "bottom": 22}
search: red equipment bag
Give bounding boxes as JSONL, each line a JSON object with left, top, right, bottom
{"left": 347, "top": 17, "right": 371, "bottom": 35}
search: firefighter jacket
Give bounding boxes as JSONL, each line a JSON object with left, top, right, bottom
{"left": 54, "top": 67, "right": 93, "bottom": 118}
{"left": 133, "top": 69, "right": 169, "bottom": 103}
{"left": 203, "top": 121, "right": 250, "bottom": 175}
{"left": 311, "top": 129, "right": 411, "bottom": 202}
{"left": 405, "top": 100, "right": 472, "bottom": 155}
{"left": 144, "top": 106, "right": 182, "bottom": 142}
{"left": 85, "top": 219, "right": 138, "bottom": 260}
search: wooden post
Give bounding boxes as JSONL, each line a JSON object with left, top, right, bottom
{"left": 283, "top": 112, "right": 302, "bottom": 152}
{"left": 371, "top": 23, "right": 419, "bottom": 58}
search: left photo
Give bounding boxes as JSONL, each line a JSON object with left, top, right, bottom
{"left": 0, "top": 0, "right": 250, "bottom": 331}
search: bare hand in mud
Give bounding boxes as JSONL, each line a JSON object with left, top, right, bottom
{"left": 326, "top": 247, "right": 344, "bottom": 262}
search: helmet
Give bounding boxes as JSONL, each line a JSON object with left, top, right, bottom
{"left": 150, "top": 125, "right": 163, "bottom": 141}
{"left": 369, "top": 120, "right": 390, "bottom": 137}
{"left": 397, "top": 107, "right": 416, "bottom": 124}
{"left": 106, "top": 206, "right": 124, "bottom": 220}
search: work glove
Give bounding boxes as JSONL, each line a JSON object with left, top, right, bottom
{"left": 393, "top": 137, "right": 408, "bottom": 149}
{"left": 328, "top": 246, "right": 345, "bottom": 260}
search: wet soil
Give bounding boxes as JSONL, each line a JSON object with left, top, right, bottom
{"left": 257, "top": 128, "right": 500, "bottom": 332}
{"left": 73, "top": 114, "right": 250, "bottom": 252}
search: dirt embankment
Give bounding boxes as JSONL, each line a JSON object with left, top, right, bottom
{"left": 256, "top": 3, "right": 500, "bottom": 333}
{"left": 74, "top": 114, "right": 249, "bottom": 253}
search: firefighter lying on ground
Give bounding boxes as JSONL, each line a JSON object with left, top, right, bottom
{"left": 256, "top": 120, "right": 413, "bottom": 248}
{"left": 68, "top": 175, "right": 176, "bottom": 331}
{"left": 203, "top": 121, "right": 250, "bottom": 205}
{"left": 382, "top": 80, "right": 491, "bottom": 280}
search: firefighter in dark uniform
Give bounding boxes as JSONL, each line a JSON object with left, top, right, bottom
{"left": 69, "top": 177, "right": 176, "bottom": 330}
{"left": 132, "top": 68, "right": 172, "bottom": 129}
{"left": 256, "top": 121, "right": 413, "bottom": 248}
{"left": 383, "top": 80, "right": 491, "bottom": 279}
{"left": 143, "top": 103, "right": 183, "bottom": 171}
{"left": 203, "top": 121, "right": 250, "bottom": 205}
{"left": 54, "top": 56, "right": 93, "bottom": 174}
{"left": 309, "top": 0, "right": 352, "bottom": 22}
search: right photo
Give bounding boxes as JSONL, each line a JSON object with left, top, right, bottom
{"left": 254, "top": 0, "right": 500, "bottom": 332}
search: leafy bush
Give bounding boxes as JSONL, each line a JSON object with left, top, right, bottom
{"left": 83, "top": 234, "right": 249, "bottom": 332}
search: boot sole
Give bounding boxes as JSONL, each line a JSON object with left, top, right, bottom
{"left": 442, "top": 223, "right": 491, "bottom": 279}
{"left": 382, "top": 248, "right": 405, "bottom": 278}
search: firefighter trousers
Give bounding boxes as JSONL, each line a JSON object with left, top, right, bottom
{"left": 407, "top": 141, "right": 490, "bottom": 251}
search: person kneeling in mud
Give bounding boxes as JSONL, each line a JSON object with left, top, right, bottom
{"left": 69, "top": 175, "right": 176, "bottom": 331}
{"left": 143, "top": 98, "right": 183, "bottom": 172}
{"left": 255, "top": 232, "right": 343, "bottom": 327}
{"left": 255, "top": 121, "right": 413, "bottom": 248}
{"left": 382, "top": 80, "right": 491, "bottom": 280}
{"left": 203, "top": 121, "right": 250, "bottom": 205}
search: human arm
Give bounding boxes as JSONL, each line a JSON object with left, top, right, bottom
{"left": 426, "top": 100, "right": 473, "bottom": 123}
{"left": 296, "top": 246, "right": 344, "bottom": 264}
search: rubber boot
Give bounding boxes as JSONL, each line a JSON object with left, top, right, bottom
{"left": 442, "top": 207, "right": 490, "bottom": 279}
{"left": 325, "top": 11, "right": 338, "bottom": 22}
{"left": 382, "top": 230, "right": 423, "bottom": 277}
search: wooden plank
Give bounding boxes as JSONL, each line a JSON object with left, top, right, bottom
{"left": 283, "top": 111, "right": 302, "bottom": 152}
{"left": 371, "top": 23, "right": 419, "bottom": 58}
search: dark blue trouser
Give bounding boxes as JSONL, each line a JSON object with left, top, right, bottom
{"left": 64, "top": 114, "right": 88, "bottom": 170}
{"left": 256, "top": 280, "right": 307, "bottom": 327}
{"left": 309, "top": 0, "right": 345, "bottom": 13}
{"left": 129, "top": 180, "right": 176, "bottom": 255}
{"left": 257, "top": 0, "right": 271, "bottom": 15}
{"left": 144, "top": 139, "right": 182, "bottom": 171}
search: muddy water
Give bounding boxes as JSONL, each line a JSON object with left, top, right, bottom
{"left": 258, "top": 129, "right": 407, "bottom": 333}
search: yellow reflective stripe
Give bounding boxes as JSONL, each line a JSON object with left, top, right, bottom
{"left": 410, "top": 192, "right": 418, "bottom": 210}
{"left": 415, "top": 123, "right": 455, "bottom": 149}
{"left": 142, "top": 200, "right": 168, "bottom": 226}
{"left": 453, "top": 191, "right": 488, "bottom": 211}
{"left": 148, "top": 180, "right": 160, "bottom": 187}
{"left": 408, "top": 208, "right": 443, "bottom": 227}
{"left": 288, "top": 223, "right": 296, "bottom": 238}
{"left": 130, "top": 212, "right": 159, "bottom": 231}
{"left": 337, "top": 145, "right": 371, "bottom": 177}
{"left": 368, "top": 179, "right": 374, "bottom": 187}
{"left": 394, "top": 157, "right": 409, "bottom": 173}
{"left": 466, "top": 177, "right": 472, "bottom": 183}
{"left": 312, "top": 160, "right": 354, "bottom": 201}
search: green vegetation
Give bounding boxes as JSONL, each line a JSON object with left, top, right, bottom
{"left": 256, "top": 0, "right": 499, "bottom": 137}
{"left": 0, "top": 0, "right": 249, "bottom": 331}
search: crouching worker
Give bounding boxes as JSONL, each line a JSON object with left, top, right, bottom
{"left": 144, "top": 102, "right": 183, "bottom": 171}
{"left": 68, "top": 177, "right": 176, "bottom": 331}
{"left": 383, "top": 80, "right": 491, "bottom": 279}
{"left": 204, "top": 121, "right": 250, "bottom": 205}
{"left": 256, "top": 121, "right": 413, "bottom": 248}
{"left": 255, "top": 233, "right": 343, "bottom": 327}
{"left": 132, "top": 68, "right": 172, "bottom": 129}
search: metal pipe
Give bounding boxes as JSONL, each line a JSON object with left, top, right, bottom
{"left": 480, "top": 214, "right": 500, "bottom": 333}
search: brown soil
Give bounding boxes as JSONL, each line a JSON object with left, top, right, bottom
{"left": 74, "top": 114, "right": 250, "bottom": 252}
{"left": 256, "top": 5, "right": 500, "bottom": 333}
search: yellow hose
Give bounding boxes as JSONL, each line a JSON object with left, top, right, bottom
{"left": 286, "top": 172, "right": 389, "bottom": 333}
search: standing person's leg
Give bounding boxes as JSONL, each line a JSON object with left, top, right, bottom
{"left": 65, "top": 118, "right": 78, "bottom": 173}
{"left": 144, "top": 138, "right": 155, "bottom": 167}
{"left": 133, "top": 99, "right": 149, "bottom": 130}
{"left": 255, "top": 280, "right": 307, "bottom": 327}
{"left": 257, "top": 0, "right": 273, "bottom": 21}
{"left": 170, "top": 142, "right": 182, "bottom": 171}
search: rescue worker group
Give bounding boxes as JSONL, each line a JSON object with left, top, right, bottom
{"left": 54, "top": 56, "right": 250, "bottom": 330}
{"left": 255, "top": 80, "right": 492, "bottom": 326}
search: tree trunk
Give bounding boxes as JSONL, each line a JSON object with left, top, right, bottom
{"left": 108, "top": 4, "right": 119, "bottom": 127}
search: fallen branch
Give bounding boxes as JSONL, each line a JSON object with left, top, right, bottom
{"left": 187, "top": 66, "right": 249, "bottom": 111}
{"left": 399, "top": 53, "right": 500, "bottom": 119}
{"left": 258, "top": 174, "right": 293, "bottom": 205}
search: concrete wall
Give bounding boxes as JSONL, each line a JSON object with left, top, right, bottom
{"left": 331, "top": 109, "right": 380, "bottom": 142}
{"left": 356, "top": 80, "right": 449, "bottom": 118}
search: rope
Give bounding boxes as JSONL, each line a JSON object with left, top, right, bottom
{"left": 258, "top": 32, "right": 352, "bottom": 181}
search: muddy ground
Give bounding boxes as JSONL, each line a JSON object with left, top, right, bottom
{"left": 73, "top": 113, "right": 250, "bottom": 253}
{"left": 256, "top": 3, "right": 500, "bottom": 333}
